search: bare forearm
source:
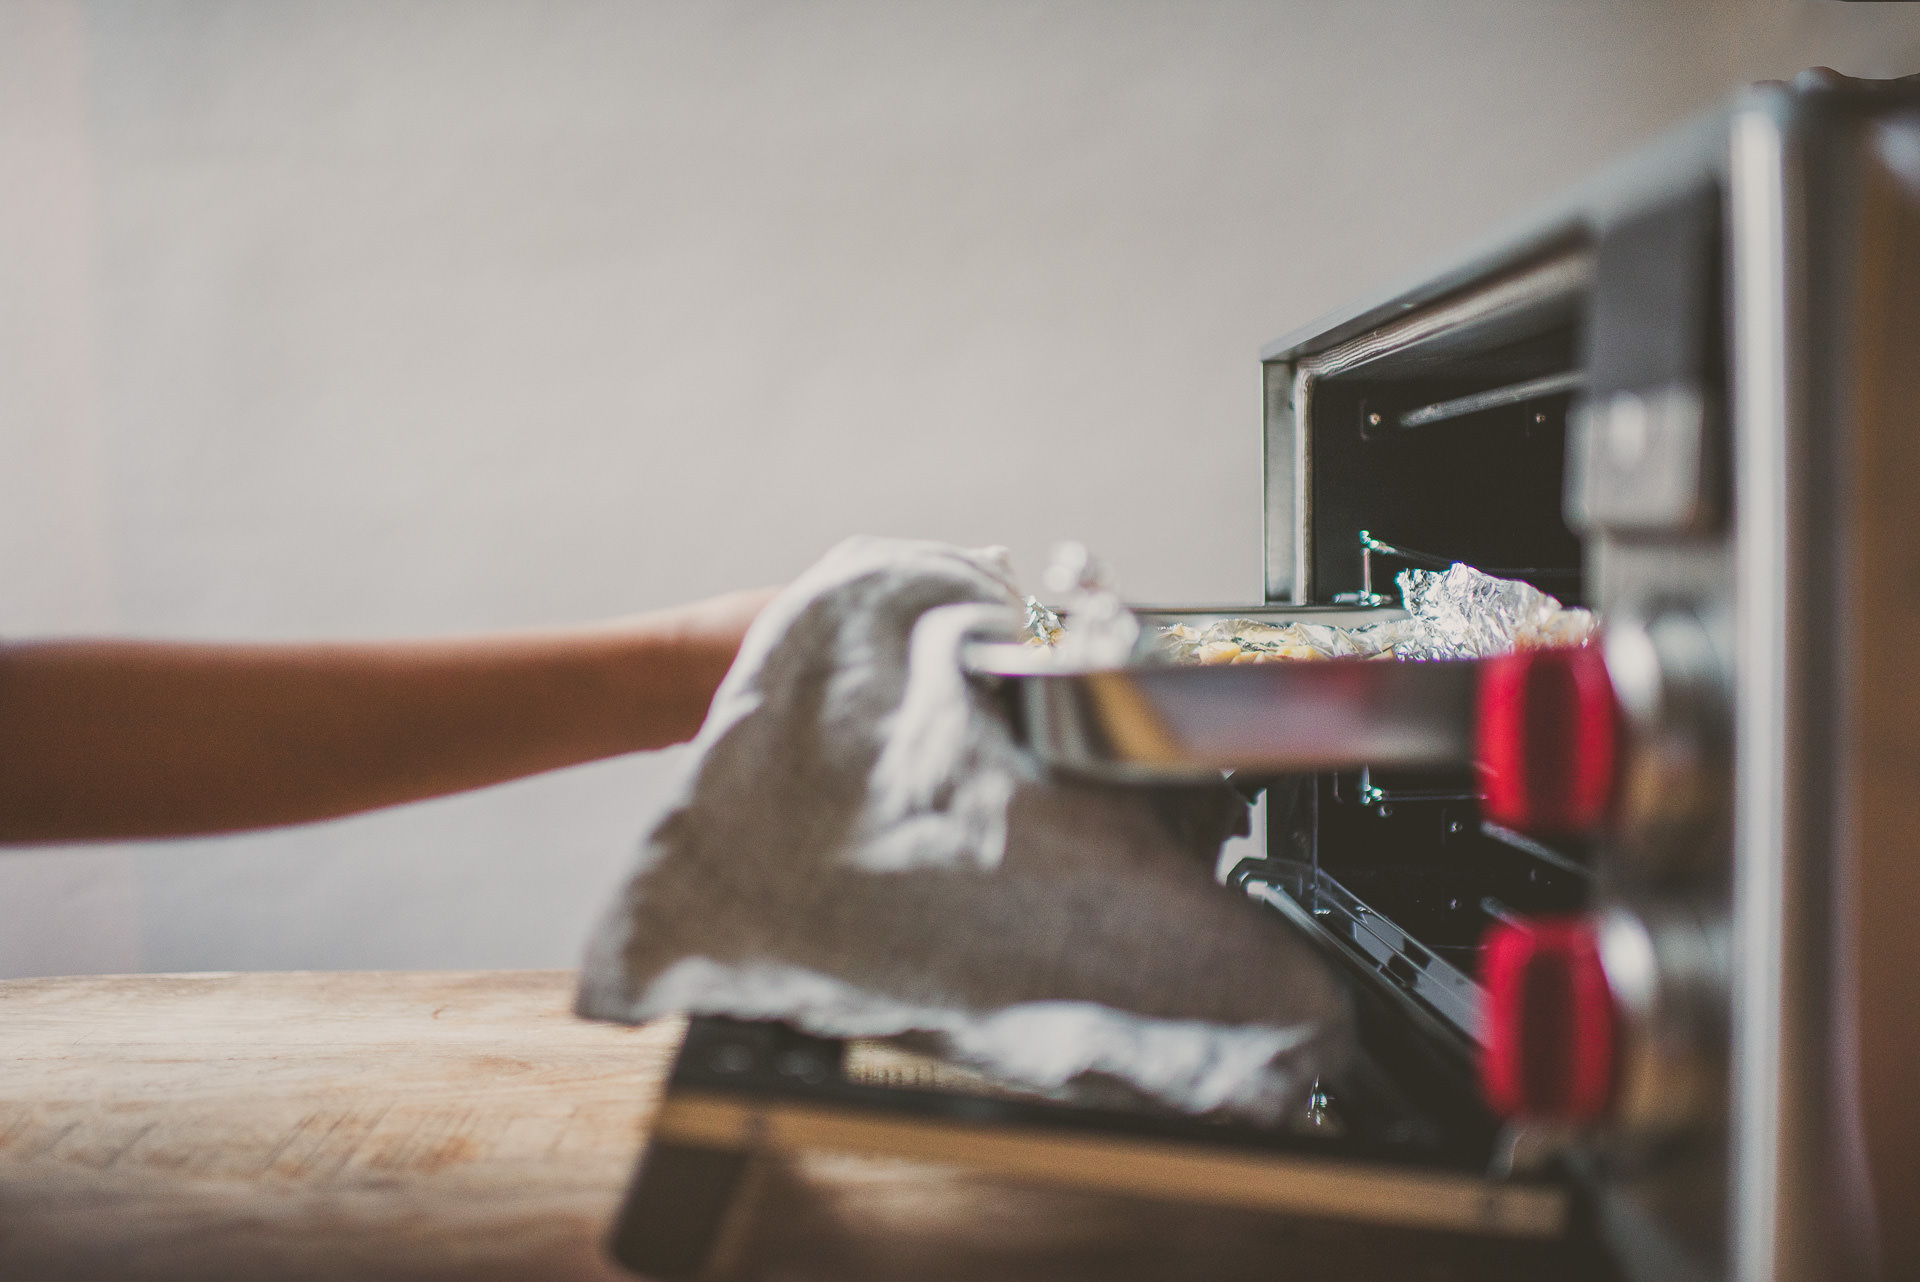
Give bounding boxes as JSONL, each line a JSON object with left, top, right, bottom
{"left": 0, "top": 591, "right": 769, "bottom": 843}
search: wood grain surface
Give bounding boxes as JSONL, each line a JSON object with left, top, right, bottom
{"left": 0, "top": 970, "right": 1590, "bottom": 1282}
{"left": 0, "top": 970, "right": 674, "bottom": 1282}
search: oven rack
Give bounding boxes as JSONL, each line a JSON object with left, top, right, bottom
{"left": 1232, "top": 857, "right": 1485, "bottom": 1046}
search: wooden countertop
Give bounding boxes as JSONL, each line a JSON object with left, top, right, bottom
{"left": 0, "top": 970, "right": 670, "bottom": 1281}
{"left": 0, "top": 970, "right": 1582, "bottom": 1281}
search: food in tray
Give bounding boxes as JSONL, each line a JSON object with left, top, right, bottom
{"left": 1158, "top": 563, "right": 1597, "bottom": 665}
{"left": 1160, "top": 618, "right": 1401, "bottom": 664}
{"left": 1016, "top": 547, "right": 1594, "bottom": 667}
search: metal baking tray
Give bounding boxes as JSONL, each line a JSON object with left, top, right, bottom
{"left": 966, "top": 606, "right": 1477, "bottom": 783}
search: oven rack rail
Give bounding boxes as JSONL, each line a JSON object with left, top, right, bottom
{"left": 1233, "top": 857, "right": 1485, "bottom": 1046}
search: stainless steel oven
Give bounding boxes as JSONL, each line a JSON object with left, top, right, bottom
{"left": 603, "top": 69, "right": 1920, "bottom": 1282}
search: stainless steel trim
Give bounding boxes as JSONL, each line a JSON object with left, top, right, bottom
{"left": 1292, "top": 363, "right": 1315, "bottom": 604}
{"left": 1263, "top": 360, "right": 1298, "bottom": 603}
{"left": 1728, "top": 103, "right": 1792, "bottom": 1282}
{"left": 1295, "top": 249, "right": 1592, "bottom": 383}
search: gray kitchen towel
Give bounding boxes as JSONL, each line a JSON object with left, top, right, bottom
{"left": 577, "top": 536, "right": 1349, "bottom": 1119}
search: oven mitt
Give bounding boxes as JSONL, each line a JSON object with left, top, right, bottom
{"left": 576, "top": 536, "right": 1349, "bottom": 1120}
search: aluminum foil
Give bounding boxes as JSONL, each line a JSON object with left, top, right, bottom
{"left": 1039, "top": 542, "right": 1140, "bottom": 669}
{"left": 1023, "top": 596, "right": 1064, "bottom": 647}
{"left": 1390, "top": 563, "right": 1595, "bottom": 659}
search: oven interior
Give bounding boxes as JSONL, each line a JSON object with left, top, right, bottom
{"left": 1242, "top": 245, "right": 1605, "bottom": 1148}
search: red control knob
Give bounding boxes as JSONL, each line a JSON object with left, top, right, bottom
{"left": 1480, "top": 916, "right": 1618, "bottom": 1121}
{"left": 1477, "top": 645, "right": 1619, "bottom": 835}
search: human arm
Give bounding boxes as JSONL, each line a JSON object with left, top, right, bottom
{"left": 0, "top": 587, "right": 776, "bottom": 843}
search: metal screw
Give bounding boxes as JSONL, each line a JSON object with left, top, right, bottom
{"left": 1367, "top": 411, "right": 1384, "bottom": 428}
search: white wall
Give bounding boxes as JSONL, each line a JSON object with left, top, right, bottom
{"left": 2, "top": 0, "right": 1917, "bottom": 976}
